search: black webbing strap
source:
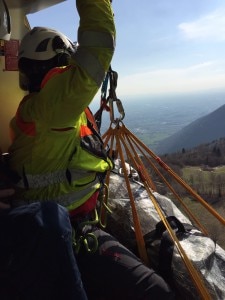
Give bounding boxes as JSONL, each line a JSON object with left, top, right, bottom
{"left": 144, "top": 216, "right": 189, "bottom": 280}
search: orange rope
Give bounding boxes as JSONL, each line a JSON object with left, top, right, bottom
{"left": 123, "top": 124, "right": 225, "bottom": 227}
{"left": 113, "top": 127, "right": 149, "bottom": 265}
{"left": 123, "top": 126, "right": 208, "bottom": 235}
{"left": 102, "top": 121, "right": 215, "bottom": 299}
{"left": 144, "top": 183, "right": 212, "bottom": 300}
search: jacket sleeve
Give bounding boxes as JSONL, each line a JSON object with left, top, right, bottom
{"left": 76, "top": 0, "right": 116, "bottom": 83}
{"left": 19, "top": 0, "right": 116, "bottom": 128}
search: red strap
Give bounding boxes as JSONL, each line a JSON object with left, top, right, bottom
{"left": 41, "top": 66, "right": 71, "bottom": 88}
{"left": 15, "top": 94, "right": 36, "bottom": 137}
{"left": 85, "top": 107, "right": 99, "bottom": 131}
{"left": 80, "top": 125, "right": 92, "bottom": 137}
{"left": 69, "top": 191, "right": 99, "bottom": 217}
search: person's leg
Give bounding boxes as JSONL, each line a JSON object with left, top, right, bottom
{"left": 0, "top": 202, "right": 87, "bottom": 300}
{"left": 76, "top": 226, "right": 174, "bottom": 300}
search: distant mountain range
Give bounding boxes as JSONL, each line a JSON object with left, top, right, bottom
{"left": 156, "top": 103, "right": 225, "bottom": 154}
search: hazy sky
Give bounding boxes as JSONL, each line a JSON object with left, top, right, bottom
{"left": 28, "top": 0, "right": 225, "bottom": 99}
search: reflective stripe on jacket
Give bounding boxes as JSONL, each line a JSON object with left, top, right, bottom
{"left": 9, "top": 0, "right": 115, "bottom": 211}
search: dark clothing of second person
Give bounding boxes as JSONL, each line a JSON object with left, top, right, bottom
{"left": 75, "top": 224, "right": 175, "bottom": 300}
{"left": 0, "top": 201, "right": 87, "bottom": 300}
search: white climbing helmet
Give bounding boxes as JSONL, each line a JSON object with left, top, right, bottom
{"left": 19, "top": 26, "right": 76, "bottom": 61}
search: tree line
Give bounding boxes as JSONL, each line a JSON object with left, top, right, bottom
{"left": 152, "top": 137, "right": 225, "bottom": 201}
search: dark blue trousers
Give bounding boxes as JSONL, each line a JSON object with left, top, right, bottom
{"left": 0, "top": 202, "right": 87, "bottom": 300}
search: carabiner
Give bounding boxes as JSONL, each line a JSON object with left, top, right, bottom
{"left": 83, "top": 232, "right": 98, "bottom": 253}
{"left": 109, "top": 98, "right": 125, "bottom": 124}
{"left": 72, "top": 225, "right": 99, "bottom": 254}
{"left": 98, "top": 183, "right": 113, "bottom": 228}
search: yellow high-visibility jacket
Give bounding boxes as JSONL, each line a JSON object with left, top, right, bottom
{"left": 9, "top": 0, "right": 115, "bottom": 211}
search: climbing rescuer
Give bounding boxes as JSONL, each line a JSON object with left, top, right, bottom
{"left": 0, "top": 4, "right": 87, "bottom": 298}
{"left": 0, "top": 152, "right": 88, "bottom": 300}
{"left": 8, "top": 0, "right": 175, "bottom": 299}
